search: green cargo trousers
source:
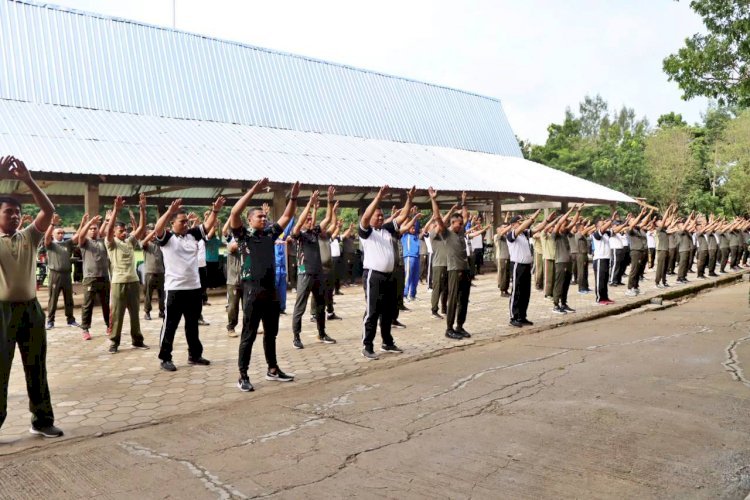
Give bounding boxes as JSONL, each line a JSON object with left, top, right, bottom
{"left": 0, "top": 300, "right": 55, "bottom": 429}
{"left": 47, "top": 269, "right": 75, "bottom": 324}
{"left": 430, "top": 266, "right": 448, "bottom": 315}
{"left": 109, "top": 282, "right": 144, "bottom": 346}
{"left": 544, "top": 259, "right": 555, "bottom": 298}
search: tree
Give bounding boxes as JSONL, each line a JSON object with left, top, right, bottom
{"left": 663, "top": 0, "right": 750, "bottom": 106}
{"left": 516, "top": 136, "right": 532, "bottom": 159}
{"left": 644, "top": 127, "right": 700, "bottom": 207}
{"left": 656, "top": 112, "right": 688, "bottom": 129}
{"left": 718, "top": 109, "right": 750, "bottom": 213}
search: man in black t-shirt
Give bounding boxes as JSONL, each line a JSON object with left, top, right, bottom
{"left": 291, "top": 186, "right": 338, "bottom": 349}
{"left": 229, "top": 178, "right": 300, "bottom": 392}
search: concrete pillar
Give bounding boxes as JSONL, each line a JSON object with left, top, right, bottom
{"left": 272, "top": 190, "right": 286, "bottom": 221}
{"left": 85, "top": 182, "right": 99, "bottom": 216}
{"left": 560, "top": 201, "right": 569, "bottom": 212}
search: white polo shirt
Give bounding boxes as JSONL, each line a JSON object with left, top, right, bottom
{"left": 156, "top": 225, "right": 206, "bottom": 291}
{"left": 358, "top": 221, "right": 399, "bottom": 273}
{"left": 330, "top": 238, "right": 341, "bottom": 258}
{"left": 592, "top": 230, "right": 612, "bottom": 260}
{"left": 506, "top": 229, "right": 533, "bottom": 264}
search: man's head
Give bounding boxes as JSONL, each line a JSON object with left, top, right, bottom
{"left": 170, "top": 210, "right": 189, "bottom": 236}
{"left": 0, "top": 196, "right": 21, "bottom": 235}
{"left": 246, "top": 207, "right": 267, "bottom": 231}
{"left": 370, "top": 208, "right": 385, "bottom": 229}
{"left": 449, "top": 212, "right": 463, "bottom": 233}
{"left": 509, "top": 215, "right": 522, "bottom": 231}
{"left": 304, "top": 214, "right": 314, "bottom": 231}
{"left": 408, "top": 224, "right": 417, "bottom": 235}
{"left": 53, "top": 227, "right": 65, "bottom": 242}
{"left": 113, "top": 221, "right": 127, "bottom": 241}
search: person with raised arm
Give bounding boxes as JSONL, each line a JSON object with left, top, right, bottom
{"left": 592, "top": 211, "right": 617, "bottom": 305}
{"left": 146, "top": 195, "right": 226, "bottom": 371}
{"left": 505, "top": 209, "right": 543, "bottom": 327}
{"left": 0, "top": 156, "right": 63, "bottom": 438}
{"left": 75, "top": 210, "right": 110, "bottom": 341}
{"left": 43, "top": 213, "right": 79, "bottom": 329}
{"left": 358, "top": 185, "right": 414, "bottom": 359}
{"left": 291, "top": 187, "right": 337, "bottom": 349}
{"left": 105, "top": 194, "right": 149, "bottom": 354}
{"left": 230, "top": 179, "right": 300, "bottom": 391}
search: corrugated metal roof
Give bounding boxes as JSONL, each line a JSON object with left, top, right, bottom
{"left": 0, "top": 99, "right": 633, "bottom": 203}
{"left": 0, "top": 0, "right": 521, "bottom": 157}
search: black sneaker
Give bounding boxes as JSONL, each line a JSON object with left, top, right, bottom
{"left": 29, "top": 424, "right": 64, "bottom": 438}
{"left": 319, "top": 334, "right": 337, "bottom": 344}
{"left": 431, "top": 312, "right": 443, "bottom": 319}
{"left": 445, "top": 329, "right": 463, "bottom": 340}
{"left": 380, "top": 344, "right": 404, "bottom": 353}
{"left": 455, "top": 327, "right": 472, "bottom": 338}
{"left": 309, "top": 315, "right": 316, "bottom": 323}
{"left": 108, "top": 343, "right": 118, "bottom": 354}
{"left": 144, "top": 312, "right": 152, "bottom": 320}
{"left": 237, "top": 376, "right": 254, "bottom": 392}
{"left": 160, "top": 360, "right": 177, "bottom": 372}
{"left": 46, "top": 321, "right": 54, "bottom": 329}
{"left": 327, "top": 313, "right": 342, "bottom": 320}
{"left": 552, "top": 306, "right": 567, "bottom": 314}
{"left": 392, "top": 320, "right": 407, "bottom": 329}
{"left": 188, "top": 357, "right": 211, "bottom": 366}
{"left": 500, "top": 292, "right": 511, "bottom": 298}
{"left": 362, "top": 348, "right": 379, "bottom": 360}
{"left": 266, "top": 368, "right": 294, "bottom": 382}
{"left": 67, "top": 320, "right": 80, "bottom": 328}
{"left": 520, "top": 319, "right": 534, "bottom": 326}
{"left": 562, "top": 305, "right": 576, "bottom": 313}
{"left": 509, "top": 320, "right": 523, "bottom": 328}
{"left": 131, "top": 342, "right": 150, "bottom": 350}
{"left": 398, "top": 305, "right": 409, "bottom": 312}
{"left": 158, "top": 312, "right": 165, "bottom": 319}
{"left": 293, "top": 335, "right": 304, "bottom": 349}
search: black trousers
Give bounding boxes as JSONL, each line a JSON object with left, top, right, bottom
{"left": 0, "top": 300, "right": 55, "bottom": 429}
{"left": 159, "top": 288, "right": 204, "bottom": 362}
{"left": 310, "top": 271, "right": 335, "bottom": 315}
{"left": 648, "top": 248, "right": 656, "bottom": 268}
{"left": 593, "top": 258, "right": 610, "bottom": 302}
{"left": 668, "top": 248, "right": 678, "bottom": 274}
{"left": 81, "top": 276, "right": 110, "bottom": 330}
{"left": 720, "top": 248, "right": 730, "bottom": 272}
{"left": 332, "top": 257, "right": 343, "bottom": 293}
{"left": 47, "top": 269, "right": 75, "bottom": 323}
{"left": 430, "top": 265, "right": 448, "bottom": 314}
{"left": 420, "top": 254, "right": 429, "bottom": 283}
{"left": 362, "top": 269, "right": 395, "bottom": 349}
{"left": 143, "top": 272, "right": 165, "bottom": 315}
{"left": 238, "top": 284, "right": 280, "bottom": 375}
{"left": 509, "top": 262, "right": 531, "bottom": 322}
{"left": 198, "top": 266, "right": 208, "bottom": 304}
{"left": 446, "top": 269, "right": 471, "bottom": 330}
{"left": 472, "top": 248, "right": 484, "bottom": 275}
{"left": 730, "top": 246, "right": 740, "bottom": 268}
{"left": 393, "top": 265, "right": 406, "bottom": 318}
{"left": 292, "top": 273, "right": 326, "bottom": 336}
{"left": 553, "top": 261, "right": 571, "bottom": 307}
{"left": 343, "top": 252, "right": 355, "bottom": 284}
{"left": 611, "top": 249, "right": 626, "bottom": 284}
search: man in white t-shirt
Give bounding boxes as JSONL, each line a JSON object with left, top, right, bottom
{"left": 145, "top": 196, "right": 226, "bottom": 372}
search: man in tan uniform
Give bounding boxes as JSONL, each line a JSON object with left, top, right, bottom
{"left": 0, "top": 156, "right": 63, "bottom": 438}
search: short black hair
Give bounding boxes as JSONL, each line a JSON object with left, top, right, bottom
{"left": 247, "top": 207, "right": 265, "bottom": 216}
{"left": 0, "top": 196, "right": 21, "bottom": 210}
{"left": 171, "top": 210, "right": 188, "bottom": 221}
{"left": 450, "top": 213, "right": 463, "bottom": 222}
{"left": 114, "top": 221, "right": 126, "bottom": 229}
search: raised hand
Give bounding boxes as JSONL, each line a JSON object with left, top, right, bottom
{"left": 461, "top": 191, "right": 467, "bottom": 205}
{"left": 290, "top": 181, "right": 301, "bottom": 199}
{"left": 309, "top": 190, "right": 320, "bottom": 206}
{"left": 51, "top": 213, "right": 62, "bottom": 226}
{"left": 428, "top": 187, "right": 437, "bottom": 200}
{"left": 113, "top": 196, "right": 125, "bottom": 211}
{"left": 406, "top": 185, "right": 416, "bottom": 201}
{"left": 168, "top": 199, "right": 183, "bottom": 216}
{"left": 0, "top": 156, "right": 15, "bottom": 179}
{"left": 377, "top": 185, "right": 390, "bottom": 199}
{"left": 213, "top": 196, "right": 227, "bottom": 211}
{"left": 333, "top": 200, "right": 340, "bottom": 212}
{"left": 139, "top": 193, "right": 147, "bottom": 209}
{"left": 327, "top": 185, "right": 336, "bottom": 201}
{"left": 262, "top": 202, "right": 270, "bottom": 215}
{"left": 252, "top": 177, "right": 270, "bottom": 193}
{"left": 9, "top": 158, "right": 32, "bottom": 183}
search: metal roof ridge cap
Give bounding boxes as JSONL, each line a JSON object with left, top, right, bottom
{"left": 11, "top": 0, "right": 503, "bottom": 104}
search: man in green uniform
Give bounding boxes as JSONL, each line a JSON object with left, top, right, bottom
{"left": 0, "top": 156, "right": 62, "bottom": 438}
{"left": 44, "top": 213, "right": 79, "bottom": 329}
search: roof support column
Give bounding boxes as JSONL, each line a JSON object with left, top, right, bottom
{"left": 492, "top": 196, "right": 502, "bottom": 228}
{"left": 560, "top": 201, "right": 569, "bottom": 214}
{"left": 85, "top": 182, "right": 100, "bottom": 216}
{"left": 272, "top": 189, "right": 286, "bottom": 223}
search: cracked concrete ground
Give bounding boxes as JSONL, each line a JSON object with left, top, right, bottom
{"left": 1, "top": 282, "right": 750, "bottom": 499}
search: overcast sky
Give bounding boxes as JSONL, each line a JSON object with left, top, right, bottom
{"left": 49, "top": 0, "right": 709, "bottom": 144}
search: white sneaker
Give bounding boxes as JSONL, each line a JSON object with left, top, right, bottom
{"left": 625, "top": 289, "right": 637, "bottom": 297}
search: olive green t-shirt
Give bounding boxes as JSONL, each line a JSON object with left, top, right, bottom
{"left": 105, "top": 235, "right": 139, "bottom": 284}
{"left": 46, "top": 238, "right": 74, "bottom": 273}
{"left": 542, "top": 233, "right": 557, "bottom": 260}
{"left": 0, "top": 224, "right": 43, "bottom": 302}
{"left": 554, "top": 233, "right": 571, "bottom": 263}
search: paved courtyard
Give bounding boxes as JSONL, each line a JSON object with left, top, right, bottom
{"left": 1, "top": 264, "right": 746, "bottom": 451}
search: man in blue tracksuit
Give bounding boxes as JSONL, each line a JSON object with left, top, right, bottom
{"left": 402, "top": 222, "right": 421, "bottom": 301}
{"left": 274, "top": 217, "right": 294, "bottom": 313}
